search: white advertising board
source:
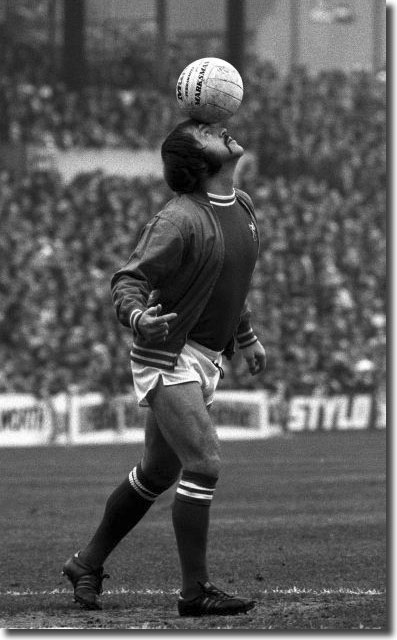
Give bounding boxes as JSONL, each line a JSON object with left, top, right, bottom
{"left": 0, "top": 394, "right": 53, "bottom": 447}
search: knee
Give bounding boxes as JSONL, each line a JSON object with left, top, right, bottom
{"left": 187, "top": 452, "right": 221, "bottom": 478}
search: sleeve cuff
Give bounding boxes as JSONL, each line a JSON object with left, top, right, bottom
{"left": 237, "top": 328, "right": 258, "bottom": 349}
{"left": 129, "top": 309, "right": 143, "bottom": 335}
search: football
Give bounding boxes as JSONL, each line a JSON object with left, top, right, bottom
{"left": 175, "top": 57, "right": 244, "bottom": 123}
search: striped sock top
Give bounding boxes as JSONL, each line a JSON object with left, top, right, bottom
{"left": 128, "top": 464, "right": 162, "bottom": 502}
{"left": 176, "top": 471, "right": 218, "bottom": 506}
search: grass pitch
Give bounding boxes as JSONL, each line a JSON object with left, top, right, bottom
{"left": 0, "top": 430, "right": 386, "bottom": 630}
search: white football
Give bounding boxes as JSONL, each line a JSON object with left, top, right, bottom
{"left": 176, "top": 57, "right": 244, "bottom": 123}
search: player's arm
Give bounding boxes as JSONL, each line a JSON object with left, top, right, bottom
{"left": 111, "top": 216, "right": 182, "bottom": 333}
{"left": 236, "top": 300, "right": 266, "bottom": 375}
{"left": 235, "top": 300, "right": 257, "bottom": 349}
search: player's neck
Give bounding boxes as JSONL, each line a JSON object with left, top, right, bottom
{"left": 204, "top": 165, "right": 237, "bottom": 196}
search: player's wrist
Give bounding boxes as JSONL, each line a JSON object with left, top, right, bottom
{"left": 237, "top": 327, "right": 258, "bottom": 349}
{"left": 135, "top": 314, "right": 144, "bottom": 337}
{"left": 239, "top": 337, "right": 258, "bottom": 350}
{"left": 130, "top": 309, "right": 144, "bottom": 337}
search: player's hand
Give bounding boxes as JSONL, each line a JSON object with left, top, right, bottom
{"left": 242, "top": 341, "right": 267, "bottom": 375}
{"left": 136, "top": 304, "right": 178, "bottom": 342}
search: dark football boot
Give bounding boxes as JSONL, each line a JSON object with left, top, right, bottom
{"left": 62, "top": 552, "right": 109, "bottom": 610}
{"left": 178, "top": 581, "right": 256, "bottom": 617}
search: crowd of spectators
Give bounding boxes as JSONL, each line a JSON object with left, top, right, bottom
{"left": 2, "top": 37, "right": 385, "bottom": 171}
{"left": 0, "top": 166, "right": 385, "bottom": 398}
{"left": 0, "top": 37, "right": 179, "bottom": 149}
{"left": 0, "top": 42, "right": 386, "bottom": 398}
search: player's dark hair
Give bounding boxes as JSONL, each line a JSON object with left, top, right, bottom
{"left": 161, "top": 119, "right": 222, "bottom": 194}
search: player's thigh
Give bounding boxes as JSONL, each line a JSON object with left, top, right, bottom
{"left": 141, "top": 409, "right": 181, "bottom": 486}
{"left": 147, "top": 379, "right": 221, "bottom": 476}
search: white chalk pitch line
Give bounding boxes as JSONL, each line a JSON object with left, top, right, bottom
{"left": 0, "top": 587, "right": 385, "bottom": 597}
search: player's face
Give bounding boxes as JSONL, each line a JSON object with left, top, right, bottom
{"left": 192, "top": 122, "right": 244, "bottom": 163}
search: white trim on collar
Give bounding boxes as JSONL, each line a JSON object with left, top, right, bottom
{"left": 207, "top": 189, "right": 236, "bottom": 206}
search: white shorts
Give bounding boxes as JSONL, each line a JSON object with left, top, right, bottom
{"left": 131, "top": 339, "right": 223, "bottom": 407}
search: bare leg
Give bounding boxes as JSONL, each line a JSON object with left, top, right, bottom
{"left": 141, "top": 409, "right": 182, "bottom": 485}
{"left": 147, "top": 380, "right": 221, "bottom": 477}
{"left": 148, "top": 379, "right": 221, "bottom": 598}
